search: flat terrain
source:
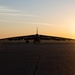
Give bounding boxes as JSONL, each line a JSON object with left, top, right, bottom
{"left": 0, "top": 42, "right": 75, "bottom": 75}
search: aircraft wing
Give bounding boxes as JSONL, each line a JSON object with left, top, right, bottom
{"left": 39, "top": 34, "right": 51, "bottom": 40}
{"left": 4, "top": 34, "right": 35, "bottom": 41}
{"left": 39, "top": 34, "right": 70, "bottom": 41}
{"left": 0, "top": 34, "right": 73, "bottom": 41}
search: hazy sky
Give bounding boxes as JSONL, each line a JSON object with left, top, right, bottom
{"left": 0, "top": 0, "right": 75, "bottom": 39}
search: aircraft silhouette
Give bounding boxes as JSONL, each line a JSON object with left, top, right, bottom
{"left": 0, "top": 28, "right": 73, "bottom": 43}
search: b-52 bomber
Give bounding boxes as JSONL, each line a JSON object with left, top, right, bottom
{"left": 0, "top": 28, "right": 73, "bottom": 43}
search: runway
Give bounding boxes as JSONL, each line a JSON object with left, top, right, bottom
{"left": 0, "top": 42, "right": 75, "bottom": 75}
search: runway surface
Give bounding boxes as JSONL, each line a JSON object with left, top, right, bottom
{"left": 0, "top": 42, "right": 75, "bottom": 75}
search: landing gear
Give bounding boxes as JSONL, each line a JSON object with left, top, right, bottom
{"left": 33, "top": 40, "right": 40, "bottom": 43}
{"left": 26, "top": 40, "right": 29, "bottom": 43}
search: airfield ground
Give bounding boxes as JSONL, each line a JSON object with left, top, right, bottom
{"left": 0, "top": 41, "right": 75, "bottom": 75}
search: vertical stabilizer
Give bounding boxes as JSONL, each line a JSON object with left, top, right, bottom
{"left": 34, "top": 27, "right": 40, "bottom": 43}
{"left": 36, "top": 27, "right": 38, "bottom": 34}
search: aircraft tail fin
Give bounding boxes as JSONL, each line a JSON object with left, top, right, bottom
{"left": 36, "top": 27, "right": 38, "bottom": 34}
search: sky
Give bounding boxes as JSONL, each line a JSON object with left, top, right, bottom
{"left": 0, "top": 0, "right": 75, "bottom": 39}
